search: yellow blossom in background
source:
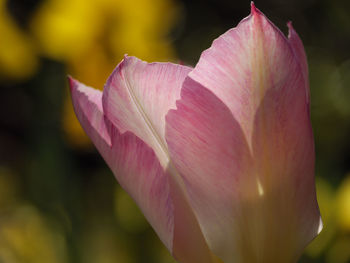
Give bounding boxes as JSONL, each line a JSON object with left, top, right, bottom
{"left": 0, "top": 0, "right": 37, "bottom": 80}
{"left": 30, "top": 0, "right": 180, "bottom": 147}
{"left": 29, "top": 0, "right": 102, "bottom": 61}
{"left": 336, "top": 175, "right": 350, "bottom": 231}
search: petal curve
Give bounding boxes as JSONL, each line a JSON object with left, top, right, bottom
{"left": 166, "top": 4, "right": 321, "bottom": 262}
{"left": 69, "top": 77, "right": 174, "bottom": 251}
{"left": 69, "top": 75, "right": 217, "bottom": 263}
{"left": 102, "top": 56, "right": 192, "bottom": 168}
{"left": 99, "top": 57, "right": 219, "bottom": 261}
{"left": 187, "top": 3, "right": 308, "bottom": 145}
{"left": 166, "top": 78, "right": 253, "bottom": 262}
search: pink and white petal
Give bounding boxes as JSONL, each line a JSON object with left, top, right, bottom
{"left": 250, "top": 22, "right": 322, "bottom": 257}
{"left": 188, "top": 4, "right": 307, "bottom": 145}
{"left": 69, "top": 76, "right": 111, "bottom": 148}
{"left": 169, "top": 170, "right": 222, "bottom": 263}
{"left": 166, "top": 78, "right": 253, "bottom": 263}
{"left": 110, "top": 133, "right": 216, "bottom": 263}
{"left": 248, "top": 8, "right": 321, "bottom": 258}
{"left": 102, "top": 56, "right": 192, "bottom": 168}
{"left": 69, "top": 77, "right": 174, "bottom": 251}
{"left": 69, "top": 77, "right": 215, "bottom": 262}
{"left": 250, "top": 84, "right": 320, "bottom": 261}
{"left": 167, "top": 3, "right": 321, "bottom": 262}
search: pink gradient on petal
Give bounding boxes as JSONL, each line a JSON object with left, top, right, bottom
{"left": 69, "top": 77, "right": 174, "bottom": 251}
{"left": 166, "top": 4, "right": 321, "bottom": 262}
{"left": 69, "top": 75, "right": 216, "bottom": 263}
{"left": 69, "top": 4, "right": 321, "bottom": 263}
{"left": 102, "top": 56, "right": 192, "bottom": 168}
{"left": 166, "top": 78, "right": 253, "bottom": 262}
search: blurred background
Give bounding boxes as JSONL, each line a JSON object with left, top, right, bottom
{"left": 0, "top": 0, "right": 350, "bottom": 262}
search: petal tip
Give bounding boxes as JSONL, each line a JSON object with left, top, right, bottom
{"left": 250, "top": 2, "right": 261, "bottom": 16}
{"left": 104, "top": 55, "right": 152, "bottom": 95}
{"left": 287, "top": 21, "right": 295, "bottom": 38}
{"left": 122, "top": 54, "right": 140, "bottom": 65}
{"left": 67, "top": 75, "right": 77, "bottom": 92}
{"left": 104, "top": 57, "right": 128, "bottom": 92}
{"left": 250, "top": 1, "right": 256, "bottom": 12}
{"left": 120, "top": 54, "right": 142, "bottom": 68}
{"left": 120, "top": 55, "right": 129, "bottom": 68}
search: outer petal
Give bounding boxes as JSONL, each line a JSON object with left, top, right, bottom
{"left": 102, "top": 55, "right": 192, "bottom": 168}
{"left": 166, "top": 79, "right": 253, "bottom": 262}
{"left": 69, "top": 77, "right": 174, "bottom": 251}
{"left": 70, "top": 73, "right": 217, "bottom": 263}
{"left": 166, "top": 4, "right": 321, "bottom": 263}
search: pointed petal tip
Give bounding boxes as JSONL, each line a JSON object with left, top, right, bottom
{"left": 67, "top": 76, "right": 95, "bottom": 96}
{"left": 250, "top": 2, "right": 261, "bottom": 16}
{"left": 119, "top": 54, "right": 142, "bottom": 69}
{"left": 250, "top": 1, "right": 255, "bottom": 11}
{"left": 287, "top": 21, "right": 296, "bottom": 38}
{"left": 104, "top": 56, "right": 129, "bottom": 92}
{"left": 120, "top": 54, "right": 129, "bottom": 68}
{"left": 67, "top": 75, "right": 76, "bottom": 91}
{"left": 104, "top": 55, "right": 140, "bottom": 93}
{"left": 123, "top": 54, "right": 137, "bottom": 64}
{"left": 112, "top": 55, "right": 135, "bottom": 75}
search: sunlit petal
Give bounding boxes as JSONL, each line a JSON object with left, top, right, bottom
{"left": 102, "top": 55, "right": 192, "bottom": 169}
{"left": 166, "top": 4, "right": 321, "bottom": 262}
{"left": 69, "top": 77, "right": 174, "bottom": 251}
{"left": 69, "top": 75, "right": 216, "bottom": 263}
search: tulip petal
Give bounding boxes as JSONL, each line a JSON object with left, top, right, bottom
{"left": 102, "top": 55, "right": 192, "bottom": 169}
{"left": 69, "top": 77, "right": 174, "bottom": 251}
{"left": 101, "top": 56, "right": 219, "bottom": 263}
{"left": 166, "top": 78, "right": 253, "bottom": 262}
{"left": 166, "top": 4, "right": 321, "bottom": 262}
{"left": 70, "top": 74, "right": 217, "bottom": 263}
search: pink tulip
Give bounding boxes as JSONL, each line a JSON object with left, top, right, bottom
{"left": 69, "top": 3, "right": 322, "bottom": 263}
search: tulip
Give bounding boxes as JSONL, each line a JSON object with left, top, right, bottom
{"left": 69, "top": 3, "right": 322, "bottom": 263}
